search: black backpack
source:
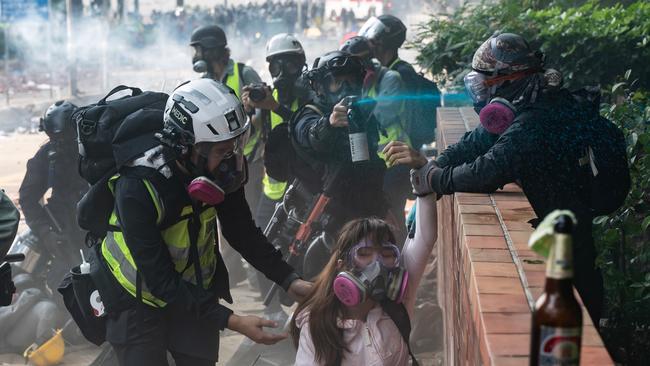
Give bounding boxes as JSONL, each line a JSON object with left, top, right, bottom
{"left": 573, "top": 88, "right": 631, "bottom": 216}
{"left": 74, "top": 85, "right": 169, "bottom": 185}
{"left": 391, "top": 60, "right": 440, "bottom": 148}
{"left": 73, "top": 86, "right": 168, "bottom": 235}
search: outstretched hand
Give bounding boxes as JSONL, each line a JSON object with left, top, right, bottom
{"left": 383, "top": 141, "right": 428, "bottom": 169}
{"left": 227, "top": 314, "right": 288, "bottom": 345}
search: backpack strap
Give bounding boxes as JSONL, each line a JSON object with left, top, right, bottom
{"left": 303, "top": 104, "right": 325, "bottom": 116}
{"left": 380, "top": 299, "right": 420, "bottom": 366}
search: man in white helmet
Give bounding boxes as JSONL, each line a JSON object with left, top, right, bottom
{"left": 241, "top": 33, "right": 313, "bottom": 323}
{"left": 100, "top": 79, "right": 311, "bottom": 366}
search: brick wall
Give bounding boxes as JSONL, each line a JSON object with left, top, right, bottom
{"left": 436, "top": 107, "right": 614, "bottom": 366}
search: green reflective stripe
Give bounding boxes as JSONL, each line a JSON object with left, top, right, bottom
{"left": 263, "top": 89, "right": 299, "bottom": 200}
{"left": 228, "top": 62, "right": 258, "bottom": 157}
{"left": 366, "top": 72, "right": 410, "bottom": 163}
{"left": 243, "top": 129, "right": 260, "bottom": 157}
{"left": 142, "top": 179, "right": 165, "bottom": 225}
{"left": 388, "top": 57, "right": 402, "bottom": 70}
{"left": 103, "top": 175, "right": 219, "bottom": 305}
{"left": 226, "top": 61, "right": 241, "bottom": 97}
{"left": 263, "top": 175, "right": 287, "bottom": 201}
{"left": 102, "top": 233, "right": 166, "bottom": 307}
{"left": 377, "top": 124, "right": 411, "bottom": 162}
{"left": 269, "top": 89, "right": 299, "bottom": 129}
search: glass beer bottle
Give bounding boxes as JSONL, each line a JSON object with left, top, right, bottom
{"left": 530, "top": 215, "right": 582, "bottom": 366}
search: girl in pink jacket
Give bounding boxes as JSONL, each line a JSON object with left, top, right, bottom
{"left": 290, "top": 141, "right": 438, "bottom": 366}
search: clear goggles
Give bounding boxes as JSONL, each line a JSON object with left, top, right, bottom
{"left": 348, "top": 241, "right": 401, "bottom": 270}
{"left": 464, "top": 69, "right": 539, "bottom": 104}
{"left": 194, "top": 133, "right": 246, "bottom": 160}
{"left": 358, "top": 17, "right": 387, "bottom": 42}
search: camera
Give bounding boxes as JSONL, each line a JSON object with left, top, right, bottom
{"left": 248, "top": 83, "right": 268, "bottom": 102}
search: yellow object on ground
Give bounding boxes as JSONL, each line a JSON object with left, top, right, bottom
{"left": 23, "top": 329, "right": 65, "bottom": 366}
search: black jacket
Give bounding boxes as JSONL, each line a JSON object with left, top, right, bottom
{"left": 432, "top": 89, "right": 594, "bottom": 241}
{"left": 112, "top": 165, "right": 295, "bottom": 330}
{"left": 289, "top": 100, "right": 388, "bottom": 230}
{"left": 19, "top": 142, "right": 88, "bottom": 240}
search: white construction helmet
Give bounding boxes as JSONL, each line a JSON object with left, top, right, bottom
{"left": 266, "top": 33, "right": 305, "bottom": 61}
{"left": 163, "top": 78, "right": 249, "bottom": 146}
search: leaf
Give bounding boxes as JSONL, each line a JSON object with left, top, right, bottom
{"left": 612, "top": 82, "right": 627, "bottom": 94}
{"left": 642, "top": 217, "right": 650, "bottom": 232}
{"left": 625, "top": 69, "right": 632, "bottom": 80}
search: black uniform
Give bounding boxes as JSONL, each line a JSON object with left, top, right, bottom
{"left": 289, "top": 100, "right": 388, "bottom": 276}
{"left": 18, "top": 141, "right": 88, "bottom": 286}
{"left": 432, "top": 88, "right": 603, "bottom": 322}
{"left": 105, "top": 165, "right": 295, "bottom": 365}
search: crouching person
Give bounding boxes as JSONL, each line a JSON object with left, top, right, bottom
{"left": 291, "top": 142, "right": 437, "bottom": 366}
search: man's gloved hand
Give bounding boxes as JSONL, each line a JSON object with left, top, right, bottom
{"left": 410, "top": 159, "right": 439, "bottom": 196}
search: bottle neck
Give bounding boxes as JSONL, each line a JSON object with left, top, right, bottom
{"left": 544, "top": 233, "right": 574, "bottom": 294}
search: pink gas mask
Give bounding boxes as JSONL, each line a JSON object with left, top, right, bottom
{"left": 479, "top": 97, "right": 517, "bottom": 135}
{"left": 333, "top": 241, "right": 409, "bottom": 307}
{"left": 186, "top": 143, "right": 248, "bottom": 206}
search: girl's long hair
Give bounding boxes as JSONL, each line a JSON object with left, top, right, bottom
{"left": 290, "top": 217, "right": 396, "bottom": 365}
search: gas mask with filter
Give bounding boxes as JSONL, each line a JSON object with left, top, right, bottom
{"left": 333, "top": 240, "right": 409, "bottom": 307}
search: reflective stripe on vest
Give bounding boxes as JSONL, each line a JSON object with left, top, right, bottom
{"left": 388, "top": 57, "right": 402, "bottom": 70}
{"left": 101, "top": 175, "right": 217, "bottom": 307}
{"left": 262, "top": 89, "right": 299, "bottom": 201}
{"left": 227, "top": 62, "right": 260, "bottom": 158}
{"left": 366, "top": 82, "right": 410, "bottom": 163}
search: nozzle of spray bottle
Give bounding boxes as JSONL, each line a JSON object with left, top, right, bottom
{"left": 80, "top": 249, "right": 90, "bottom": 274}
{"left": 344, "top": 96, "right": 370, "bottom": 163}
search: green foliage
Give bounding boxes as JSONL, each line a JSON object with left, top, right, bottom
{"left": 414, "top": 0, "right": 650, "bottom": 90}
{"left": 593, "top": 73, "right": 650, "bottom": 364}
{"left": 415, "top": 1, "right": 650, "bottom": 362}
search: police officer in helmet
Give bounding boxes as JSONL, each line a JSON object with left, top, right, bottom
{"left": 18, "top": 100, "right": 88, "bottom": 288}
{"left": 101, "top": 79, "right": 310, "bottom": 366}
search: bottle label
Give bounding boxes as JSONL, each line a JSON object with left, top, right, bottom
{"left": 538, "top": 326, "right": 581, "bottom": 366}
{"left": 349, "top": 132, "right": 369, "bottom": 162}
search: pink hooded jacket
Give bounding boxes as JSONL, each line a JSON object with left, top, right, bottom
{"left": 295, "top": 194, "right": 438, "bottom": 366}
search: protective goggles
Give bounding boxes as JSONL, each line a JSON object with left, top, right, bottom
{"left": 194, "top": 134, "right": 246, "bottom": 160}
{"left": 464, "top": 69, "right": 540, "bottom": 104}
{"left": 358, "top": 17, "right": 387, "bottom": 41}
{"left": 347, "top": 241, "right": 401, "bottom": 270}
{"left": 269, "top": 58, "right": 304, "bottom": 78}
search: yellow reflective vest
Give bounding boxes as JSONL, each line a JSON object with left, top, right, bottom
{"left": 261, "top": 90, "right": 299, "bottom": 201}
{"left": 101, "top": 175, "right": 217, "bottom": 307}
{"left": 224, "top": 62, "right": 260, "bottom": 158}
{"left": 366, "top": 76, "right": 410, "bottom": 163}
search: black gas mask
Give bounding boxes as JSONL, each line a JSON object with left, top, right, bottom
{"left": 269, "top": 55, "right": 305, "bottom": 101}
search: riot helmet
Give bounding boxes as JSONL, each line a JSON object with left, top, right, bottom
{"left": 339, "top": 36, "right": 374, "bottom": 65}
{"left": 40, "top": 100, "right": 77, "bottom": 141}
{"left": 305, "top": 51, "right": 366, "bottom": 107}
{"left": 359, "top": 15, "right": 406, "bottom": 50}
